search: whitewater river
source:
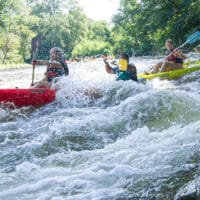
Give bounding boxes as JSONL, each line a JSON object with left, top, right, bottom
{"left": 0, "top": 56, "right": 200, "bottom": 200}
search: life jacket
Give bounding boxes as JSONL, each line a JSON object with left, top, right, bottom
{"left": 166, "top": 49, "right": 183, "bottom": 64}
{"left": 116, "top": 63, "right": 138, "bottom": 82}
{"left": 46, "top": 61, "right": 65, "bottom": 82}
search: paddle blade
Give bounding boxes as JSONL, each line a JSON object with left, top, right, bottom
{"left": 179, "top": 31, "right": 200, "bottom": 48}
{"left": 186, "top": 31, "right": 200, "bottom": 44}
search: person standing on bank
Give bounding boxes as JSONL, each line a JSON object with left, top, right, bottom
{"left": 31, "top": 47, "right": 69, "bottom": 88}
{"left": 103, "top": 53, "right": 138, "bottom": 82}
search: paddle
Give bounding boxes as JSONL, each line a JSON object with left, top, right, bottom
{"left": 31, "top": 35, "right": 41, "bottom": 86}
{"left": 145, "top": 31, "right": 200, "bottom": 73}
{"left": 178, "top": 31, "right": 200, "bottom": 49}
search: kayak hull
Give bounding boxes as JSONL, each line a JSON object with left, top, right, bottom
{"left": 138, "top": 63, "right": 200, "bottom": 80}
{"left": 0, "top": 88, "right": 56, "bottom": 108}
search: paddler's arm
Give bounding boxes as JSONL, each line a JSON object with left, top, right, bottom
{"left": 172, "top": 49, "right": 186, "bottom": 60}
{"left": 32, "top": 60, "right": 49, "bottom": 65}
{"left": 32, "top": 60, "right": 62, "bottom": 68}
{"left": 103, "top": 58, "right": 115, "bottom": 74}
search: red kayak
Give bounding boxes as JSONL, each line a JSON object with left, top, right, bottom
{"left": 0, "top": 88, "right": 56, "bottom": 108}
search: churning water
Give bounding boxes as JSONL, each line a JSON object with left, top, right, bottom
{"left": 0, "top": 56, "right": 200, "bottom": 200}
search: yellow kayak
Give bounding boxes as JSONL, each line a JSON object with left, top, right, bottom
{"left": 138, "top": 61, "right": 200, "bottom": 80}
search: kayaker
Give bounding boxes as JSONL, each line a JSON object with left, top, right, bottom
{"left": 103, "top": 53, "right": 138, "bottom": 82}
{"left": 145, "top": 39, "right": 186, "bottom": 74}
{"left": 31, "top": 47, "right": 69, "bottom": 88}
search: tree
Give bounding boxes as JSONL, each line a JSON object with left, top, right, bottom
{"left": 112, "top": 0, "right": 200, "bottom": 55}
{"left": 0, "top": 0, "right": 35, "bottom": 63}
{"left": 29, "top": 0, "right": 88, "bottom": 59}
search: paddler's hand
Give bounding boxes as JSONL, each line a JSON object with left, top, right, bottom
{"left": 32, "top": 60, "right": 47, "bottom": 66}
{"left": 172, "top": 49, "right": 179, "bottom": 54}
{"left": 172, "top": 49, "right": 186, "bottom": 59}
{"left": 32, "top": 60, "right": 37, "bottom": 65}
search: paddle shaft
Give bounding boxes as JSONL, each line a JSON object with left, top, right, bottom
{"left": 31, "top": 35, "right": 41, "bottom": 86}
{"left": 31, "top": 64, "right": 35, "bottom": 86}
{"left": 31, "top": 52, "right": 36, "bottom": 86}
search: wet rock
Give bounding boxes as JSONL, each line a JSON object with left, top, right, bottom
{"left": 175, "top": 177, "right": 200, "bottom": 200}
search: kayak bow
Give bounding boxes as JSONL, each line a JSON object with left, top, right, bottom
{"left": 0, "top": 88, "right": 56, "bottom": 108}
{"left": 138, "top": 62, "right": 200, "bottom": 80}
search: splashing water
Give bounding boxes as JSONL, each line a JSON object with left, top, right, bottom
{"left": 0, "top": 57, "right": 200, "bottom": 200}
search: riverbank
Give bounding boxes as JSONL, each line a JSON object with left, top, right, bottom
{"left": 0, "top": 63, "right": 31, "bottom": 70}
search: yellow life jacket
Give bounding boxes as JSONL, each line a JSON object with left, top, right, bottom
{"left": 118, "top": 59, "right": 128, "bottom": 71}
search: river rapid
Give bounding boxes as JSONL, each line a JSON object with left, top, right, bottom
{"left": 0, "top": 56, "right": 200, "bottom": 200}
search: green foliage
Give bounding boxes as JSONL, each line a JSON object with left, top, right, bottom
{"left": 0, "top": 32, "right": 22, "bottom": 63}
{"left": 72, "top": 39, "right": 111, "bottom": 58}
{"left": 0, "top": 0, "right": 200, "bottom": 65}
{"left": 29, "top": 0, "right": 89, "bottom": 59}
{"left": 0, "top": 0, "right": 34, "bottom": 64}
{"left": 71, "top": 20, "right": 113, "bottom": 58}
{"left": 112, "top": 0, "right": 200, "bottom": 55}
